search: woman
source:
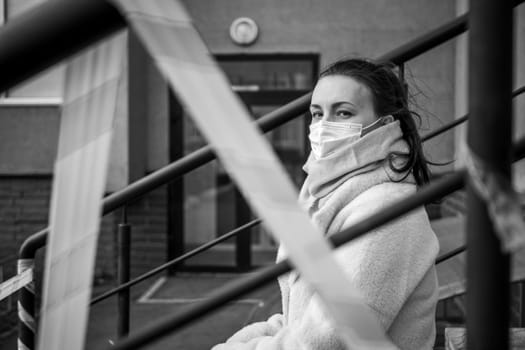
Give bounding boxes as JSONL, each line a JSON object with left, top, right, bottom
{"left": 213, "top": 58, "right": 439, "bottom": 350}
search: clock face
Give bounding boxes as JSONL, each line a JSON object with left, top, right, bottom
{"left": 230, "top": 17, "right": 258, "bottom": 46}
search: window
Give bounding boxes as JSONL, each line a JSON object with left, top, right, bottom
{"left": 1, "top": 0, "right": 64, "bottom": 102}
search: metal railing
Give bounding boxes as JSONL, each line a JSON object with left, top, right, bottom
{"left": 0, "top": 0, "right": 521, "bottom": 348}
{"left": 87, "top": 83, "right": 524, "bottom": 309}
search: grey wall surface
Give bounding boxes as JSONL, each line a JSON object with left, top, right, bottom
{"left": 5, "top": 1, "right": 520, "bottom": 183}
{"left": 0, "top": 106, "right": 59, "bottom": 174}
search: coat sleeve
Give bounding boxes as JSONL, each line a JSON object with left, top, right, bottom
{"left": 221, "top": 313, "right": 284, "bottom": 344}
{"left": 211, "top": 297, "right": 346, "bottom": 350}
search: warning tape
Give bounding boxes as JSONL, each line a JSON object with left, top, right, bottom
{"left": 462, "top": 143, "right": 525, "bottom": 252}
{"left": 0, "top": 267, "right": 33, "bottom": 301}
{"left": 36, "top": 33, "right": 125, "bottom": 350}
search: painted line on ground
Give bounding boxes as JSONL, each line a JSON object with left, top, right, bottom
{"left": 136, "top": 276, "right": 264, "bottom": 306}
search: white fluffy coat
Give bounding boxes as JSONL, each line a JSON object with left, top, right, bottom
{"left": 212, "top": 122, "right": 439, "bottom": 349}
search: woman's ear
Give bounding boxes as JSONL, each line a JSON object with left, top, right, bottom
{"left": 381, "top": 115, "right": 395, "bottom": 124}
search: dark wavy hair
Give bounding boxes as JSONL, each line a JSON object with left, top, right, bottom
{"left": 318, "top": 57, "right": 431, "bottom": 187}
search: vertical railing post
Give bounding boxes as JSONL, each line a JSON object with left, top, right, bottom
{"left": 17, "top": 231, "right": 46, "bottom": 350}
{"left": 235, "top": 190, "right": 252, "bottom": 271}
{"left": 167, "top": 90, "right": 185, "bottom": 275}
{"left": 17, "top": 258, "right": 35, "bottom": 350}
{"left": 117, "top": 207, "right": 131, "bottom": 337}
{"left": 466, "top": 0, "right": 513, "bottom": 349}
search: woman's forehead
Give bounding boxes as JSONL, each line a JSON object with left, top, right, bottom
{"left": 311, "top": 75, "right": 373, "bottom": 107}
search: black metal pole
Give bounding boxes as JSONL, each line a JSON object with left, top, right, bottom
{"left": 167, "top": 91, "right": 186, "bottom": 275}
{"left": 0, "top": 0, "right": 125, "bottom": 94}
{"left": 466, "top": 0, "right": 513, "bottom": 349}
{"left": 435, "top": 245, "right": 466, "bottom": 265}
{"left": 235, "top": 190, "right": 252, "bottom": 271}
{"left": 117, "top": 209, "right": 131, "bottom": 337}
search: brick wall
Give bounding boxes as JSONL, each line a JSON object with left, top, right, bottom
{"left": 0, "top": 177, "right": 52, "bottom": 345}
{"left": 0, "top": 177, "right": 51, "bottom": 261}
{"left": 0, "top": 177, "right": 169, "bottom": 282}
{"left": 0, "top": 177, "right": 169, "bottom": 344}
{"left": 125, "top": 186, "right": 168, "bottom": 278}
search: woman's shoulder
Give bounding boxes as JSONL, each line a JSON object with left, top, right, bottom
{"left": 335, "top": 181, "right": 437, "bottom": 246}
{"left": 336, "top": 181, "right": 439, "bottom": 265}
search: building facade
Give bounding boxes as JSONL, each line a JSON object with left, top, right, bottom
{"left": 1, "top": 0, "right": 525, "bottom": 279}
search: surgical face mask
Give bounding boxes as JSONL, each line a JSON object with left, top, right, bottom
{"left": 308, "top": 117, "right": 385, "bottom": 158}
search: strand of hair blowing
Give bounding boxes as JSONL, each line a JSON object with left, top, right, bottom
{"left": 319, "top": 58, "right": 431, "bottom": 187}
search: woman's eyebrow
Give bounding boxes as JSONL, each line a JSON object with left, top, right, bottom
{"left": 310, "top": 101, "right": 357, "bottom": 109}
{"left": 333, "top": 101, "right": 357, "bottom": 108}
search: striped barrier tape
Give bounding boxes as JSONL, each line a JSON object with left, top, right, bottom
{"left": 0, "top": 260, "right": 33, "bottom": 301}
{"left": 17, "top": 258, "right": 35, "bottom": 350}
{"left": 36, "top": 33, "right": 125, "bottom": 350}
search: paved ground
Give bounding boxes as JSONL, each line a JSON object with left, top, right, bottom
{"left": 85, "top": 273, "right": 281, "bottom": 350}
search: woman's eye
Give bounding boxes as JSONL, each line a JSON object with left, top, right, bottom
{"left": 311, "top": 111, "right": 322, "bottom": 119}
{"left": 336, "top": 110, "right": 354, "bottom": 119}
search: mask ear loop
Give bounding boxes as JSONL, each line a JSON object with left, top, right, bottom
{"left": 361, "top": 115, "right": 395, "bottom": 137}
{"left": 381, "top": 115, "right": 395, "bottom": 124}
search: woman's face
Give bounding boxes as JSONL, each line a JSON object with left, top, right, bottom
{"left": 309, "top": 75, "right": 378, "bottom": 126}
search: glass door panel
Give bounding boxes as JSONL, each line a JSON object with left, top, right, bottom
{"left": 182, "top": 55, "right": 317, "bottom": 261}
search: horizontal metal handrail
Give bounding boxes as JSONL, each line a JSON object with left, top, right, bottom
{"left": 421, "top": 116, "right": 468, "bottom": 142}
{"left": 90, "top": 219, "right": 262, "bottom": 305}
{"left": 1, "top": 0, "right": 524, "bottom": 96}
{"left": 436, "top": 245, "right": 466, "bottom": 264}
{"left": 421, "top": 86, "right": 524, "bottom": 143}
{"left": 110, "top": 136, "right": 525, "bottom": 350}
{"left": 428, "top": 84, "right": 525, "bottom": 266}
